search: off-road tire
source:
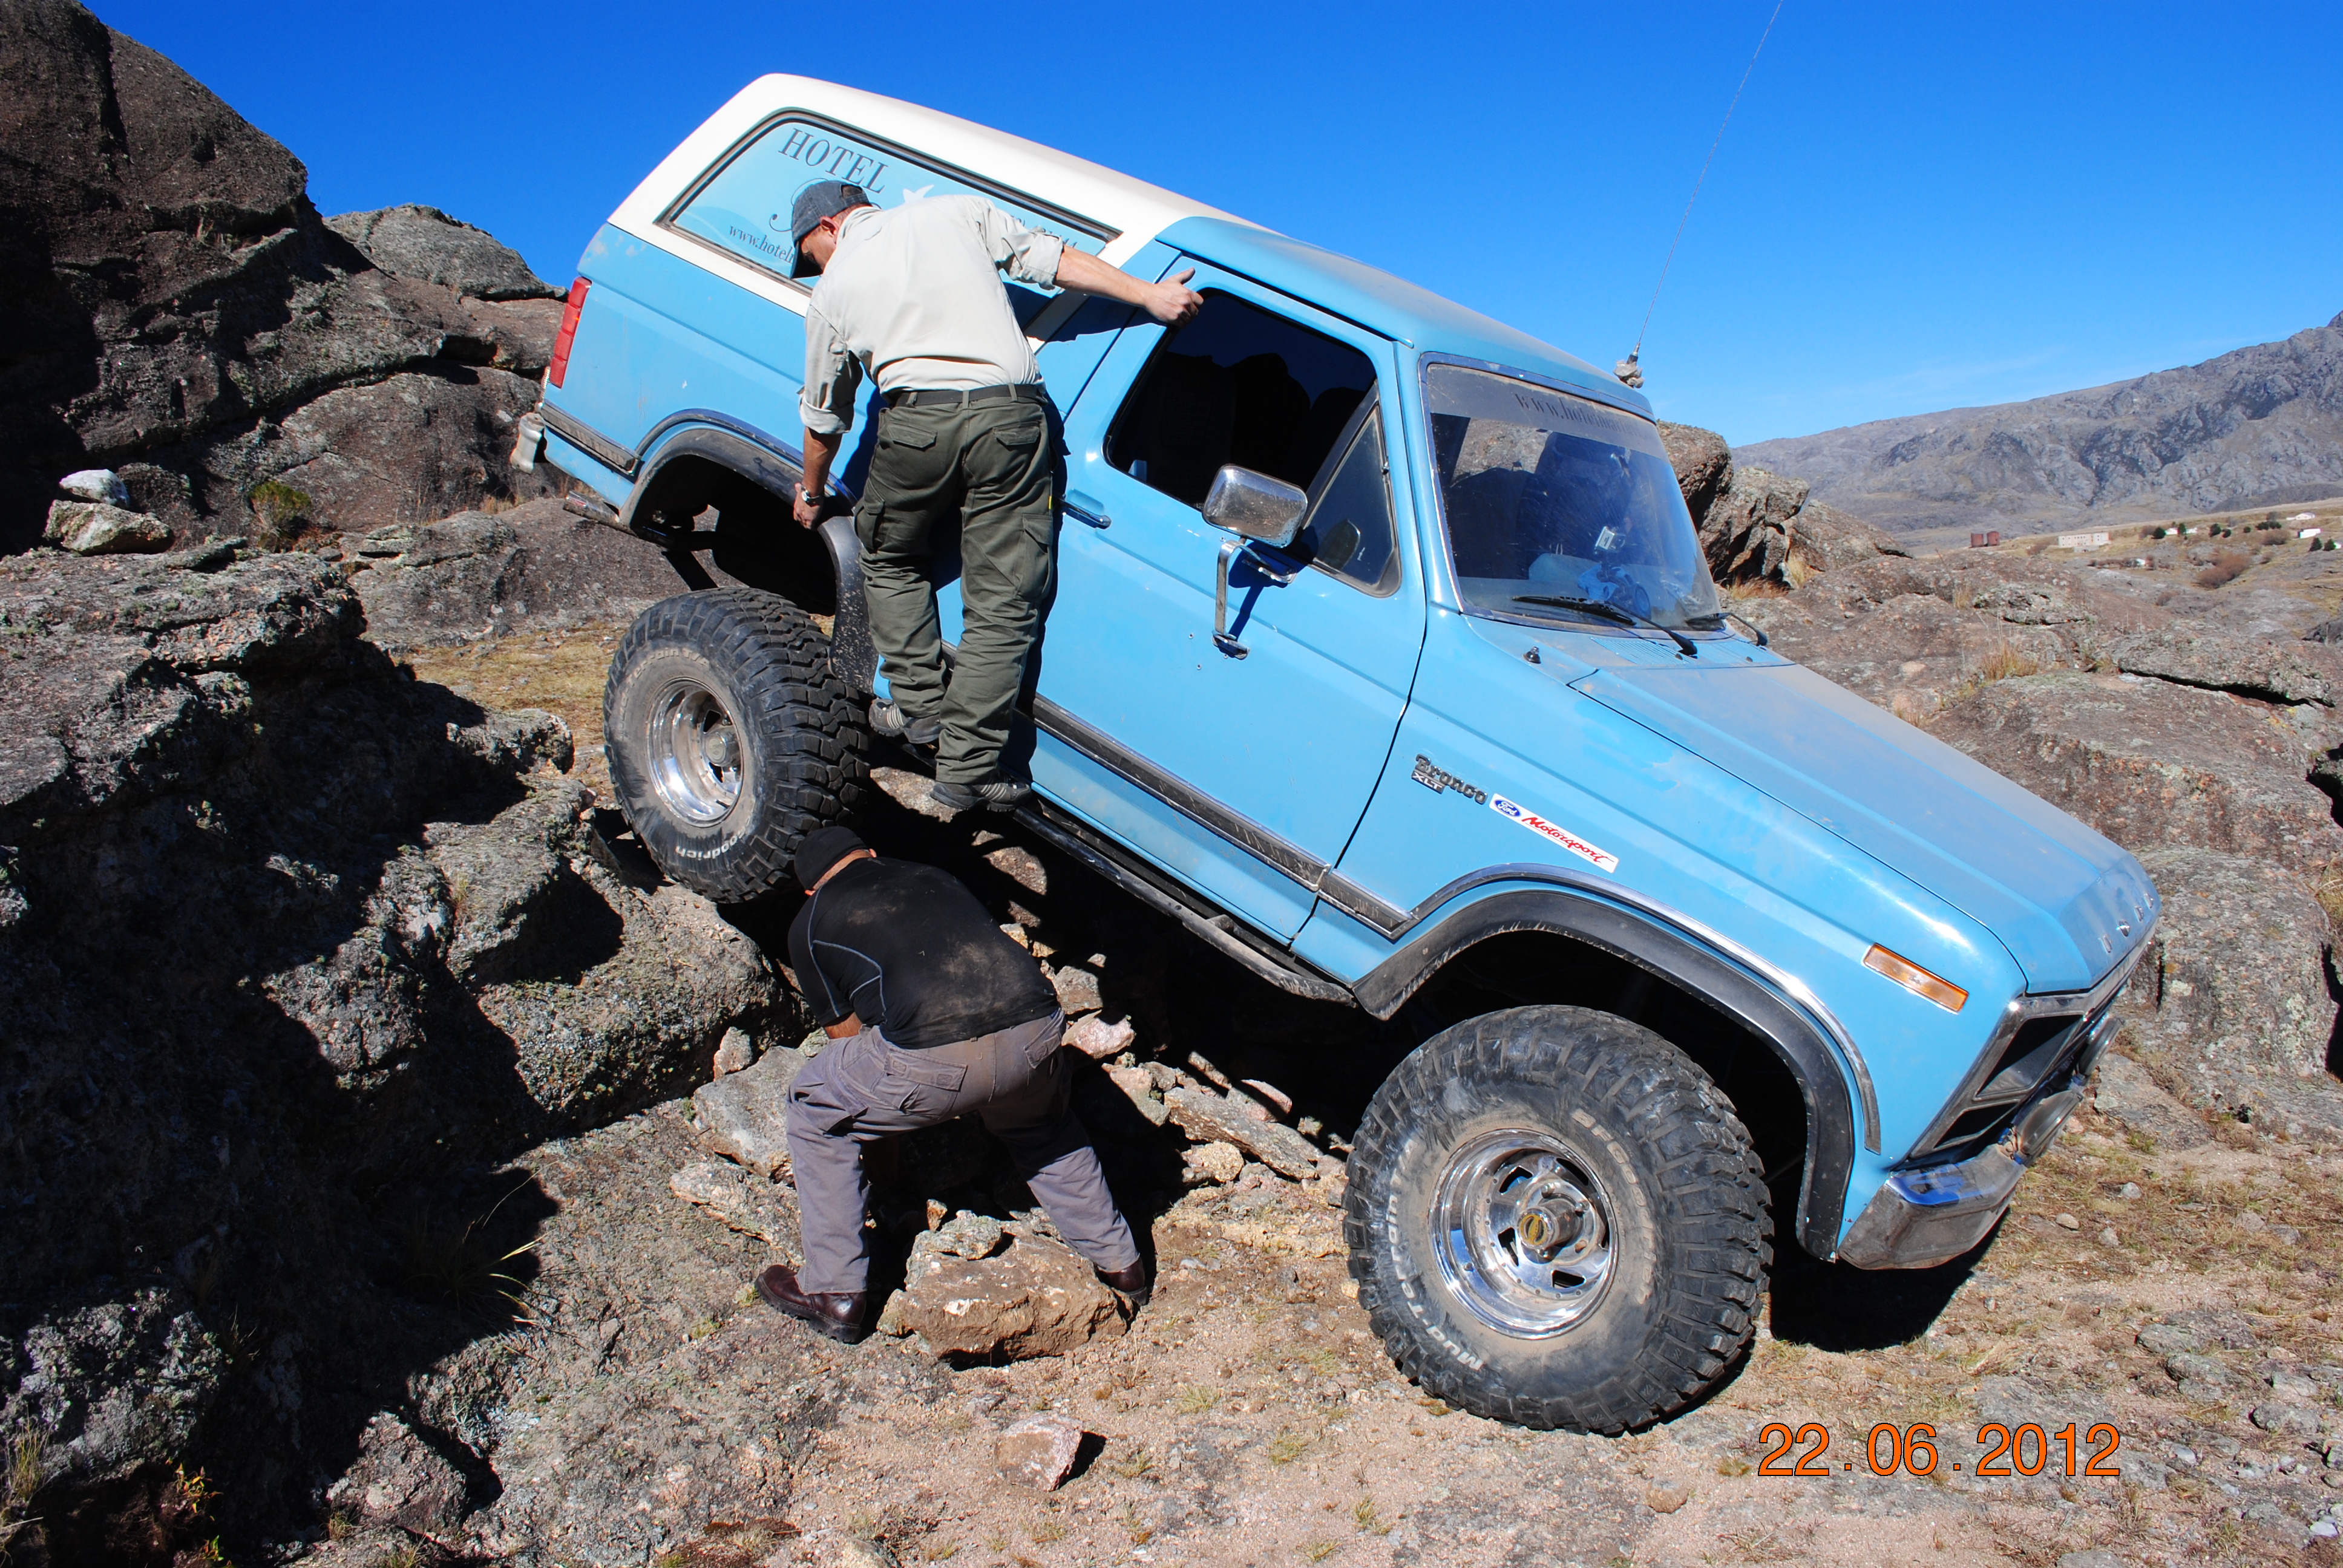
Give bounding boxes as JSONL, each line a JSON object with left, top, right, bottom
{"left": 603, "top": 588, "right": 867, "bottom": 901}
{"left": 1345, "top": 1005, "right": 1769, "bottom": 1432}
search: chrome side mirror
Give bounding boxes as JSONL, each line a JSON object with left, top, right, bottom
{"left": 1201, "top": 465, "right": 1307, "bottom": 549}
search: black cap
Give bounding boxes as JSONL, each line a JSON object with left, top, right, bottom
{"left": 795, "top": 826, "right": 868, "bottom": 890}
{"left": 789, "top": 180, "right": 871, "bottom": 276}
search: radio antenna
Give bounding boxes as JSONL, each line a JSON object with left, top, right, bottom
{"left": 1617, "top": 0, "right": 1784, "bottom": 388}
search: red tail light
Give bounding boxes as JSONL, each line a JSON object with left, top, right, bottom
{"left": 548, "top": 277, "right": 589, "bottom": 388}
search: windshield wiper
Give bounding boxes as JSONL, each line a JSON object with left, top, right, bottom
{"left": 1513, "top": 595, "right": 1696, "bottom": 657}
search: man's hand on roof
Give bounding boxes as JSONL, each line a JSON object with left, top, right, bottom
{"left": 1054, "top": 251, "right": 1204, "bottom": 328}
{"left": 1139, "top": 267, "right": 1204, "bottom": 327}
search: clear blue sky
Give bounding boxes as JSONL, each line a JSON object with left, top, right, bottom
{"left": 97, "top": 1, "right": 2342, "bottom": 446}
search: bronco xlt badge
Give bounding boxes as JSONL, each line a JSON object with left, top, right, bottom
{"left": 1411, "top": 754, "right": 1487, "bottom": 802}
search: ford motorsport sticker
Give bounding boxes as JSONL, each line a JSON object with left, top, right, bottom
{"left": 1489, "top": 795, "right": 1619, "bottom": 874}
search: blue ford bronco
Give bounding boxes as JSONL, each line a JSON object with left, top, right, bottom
{"left": 516, "top": 76, "right": 2160, "bottom": 1432}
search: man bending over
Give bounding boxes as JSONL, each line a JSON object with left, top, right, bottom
{"left": 755, "top": 826, "right": 1147, "bottom": 1342}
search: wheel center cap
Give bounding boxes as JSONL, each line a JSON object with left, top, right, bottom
{"left": 703, "top": 725, "right": 737, "bottom": 769}
{"left": 1518, "top": 1210, "right": 1555, "bottom": 1250}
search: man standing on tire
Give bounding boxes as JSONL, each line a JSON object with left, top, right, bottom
{"left": 755, "top": 827, "right": 1149, "bottom": 1342}
{"left": 788, "top": 180, "right": 1201, "bottom": 813}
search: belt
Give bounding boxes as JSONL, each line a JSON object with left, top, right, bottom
{"left": 886, "top": 382, "right": 1046, "bottom": 410}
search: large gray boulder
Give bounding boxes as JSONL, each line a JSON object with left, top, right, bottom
{"left": 0, "top": 544, "right": 795, "bottom": 1540}
{"left": 0, "top": 1286, "right": 226, "bottom": 1491}
{"left": 2114, "top": 846, "right": 2339, "bottom": 1132}
{"left": 1927, "top": 671, "right": 2343, "bottom": 875}
{"left": 0, "top": 0, "right": 558, "bottom": 551}
{"left": 342, "top": 498, "right": 689, "bottom": 651}
{"left": 326, "top": 204, "right": 565, "bottom": 302}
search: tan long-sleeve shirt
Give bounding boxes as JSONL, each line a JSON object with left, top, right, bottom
{"left": 798, "top": 195, "right": 1066, "bottom": 438}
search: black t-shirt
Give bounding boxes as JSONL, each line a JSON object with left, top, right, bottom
{"left": 785, "top": 857, "right": 1058, "bottom": 1050}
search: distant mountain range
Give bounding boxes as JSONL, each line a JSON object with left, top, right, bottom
{"left": 1737, "top": 311, "right": 2343, "bottom": 538}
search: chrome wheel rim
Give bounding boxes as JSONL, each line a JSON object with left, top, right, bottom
{"left": 645, "top": 678, "right": 744, "bottom": 826}
{"left": 1431, "top": 1128, "right": 1616, "bottom": 1338}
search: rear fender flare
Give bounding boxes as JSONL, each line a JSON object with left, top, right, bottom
{"left": 1352, "top": 885, "right": 1859, "bottom": 1258}
{"left": 618, "top": 420, "right": 876, "bottom": 693}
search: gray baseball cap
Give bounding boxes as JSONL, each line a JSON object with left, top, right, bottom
{"left": 789, "top": 180, "right": 871, "bottom": 276}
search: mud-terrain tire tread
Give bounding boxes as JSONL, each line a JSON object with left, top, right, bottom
{"left": 1343, "top": 1005, "right": 1770, "bottom": 1433}
{"left": 603, "top": 588, "right": 868, "bottom": 901}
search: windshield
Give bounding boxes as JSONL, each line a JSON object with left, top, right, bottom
{"left": 1426, "top": 365, "right": 1721, "bottom": 632}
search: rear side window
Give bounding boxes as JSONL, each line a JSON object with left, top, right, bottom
{"left": 663, "top": 114, "right": 1115, "bottom": 308}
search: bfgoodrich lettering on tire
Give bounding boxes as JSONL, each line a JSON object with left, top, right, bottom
{"left": 1345, "top": 1005, "right": 1769, "bottom": 1432}
{"left": 604, "top": 588, "right": 867, "bottom": 901}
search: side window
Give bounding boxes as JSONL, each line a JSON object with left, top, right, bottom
{"left": 662, "top": 115, "right": 1113, "bottom": 310}
{"left": 1105, "top": 290, "right": 1375, "bottom": 507}
{"left": 1293, "top": 408, "right": 1399, "bottom": 595}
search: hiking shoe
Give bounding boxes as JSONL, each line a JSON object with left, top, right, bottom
{"left": 1097, "top": 1261, "right": 1152, "bottom": 1310}
{"left": 930, "top": 777, "right": 1032, "bottom": 814}
{"left": 870, "top": 698, "right": 940, "bottom": 747}
{"left": 754, "top": 1264, "right": 869, "bottom": 1344}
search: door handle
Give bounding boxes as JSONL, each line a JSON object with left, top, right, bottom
{"left": 1062, "top": 491, "right": 1110, "bottom": 529}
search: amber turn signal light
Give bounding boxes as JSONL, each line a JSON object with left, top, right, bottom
{"left": 1863, "top": 944, "right": 1968, "bottom": 1013}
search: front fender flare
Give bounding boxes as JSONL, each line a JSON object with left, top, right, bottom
{"left": 1353, "top": 884, "right": 1861, "bottom": 1259}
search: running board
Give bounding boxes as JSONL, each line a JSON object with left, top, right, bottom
{"left": 1012, "top": 799, "right": 1356, "bottom": 1007}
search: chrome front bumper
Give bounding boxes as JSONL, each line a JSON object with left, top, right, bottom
{"left": 1837, "top": 1077, "right": 2089, "bottom": 1269}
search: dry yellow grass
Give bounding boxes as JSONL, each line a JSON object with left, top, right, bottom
{"left": 404, "top": 621, "right": 632, "bottom": 803}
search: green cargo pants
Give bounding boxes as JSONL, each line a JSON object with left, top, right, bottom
{"left": 853, "top": 393, "right": 1055, "bottom": 785}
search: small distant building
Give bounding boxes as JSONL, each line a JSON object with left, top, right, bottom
{"left": 1968, "top": 531, "right": 2002, "bottom": 547}
{"left": 2302, "top": 528, "right": 2324, "bottom": 540}
{"left": 2057, "top": 531, "right": 2111, "bottom": 550}
{"left": 2291, "top": 512, "right": 2319, "bottom": 523}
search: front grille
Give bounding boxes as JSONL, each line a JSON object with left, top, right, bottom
{"left": 1908, "top": 1006, "right": 2103, "bottom": 1165}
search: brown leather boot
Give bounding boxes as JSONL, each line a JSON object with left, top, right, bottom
{"left": 755, "top": 1264, "right": 868, "bottom": 1344}
{"left": 1097, "top": 1261, "right": 1151, "bottom": 1309}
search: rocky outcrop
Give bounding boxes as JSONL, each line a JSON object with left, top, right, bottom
{"left": 0, "top": 544, "right": 796, "bottom": 1550}
{"left": 1926, "top": 671, "right": 2343, "bottom": 875}
{"left": 1739, "top": 310, "right": 2343, "bottom": 535}
{"left": 1659, "top": 422, "right": 1906, "bottom": 586}
{"left": 1748, "top": 546, "right": 2343, "bottom": 1135}
{"left": 336, "top": 497, "right": 688, "bottom": 650}
{"left": 0, "top": 0, "right": 563, "bottom": 552}
{"left": 2114, "top": 847, "right": 2340, "bottom": 1133}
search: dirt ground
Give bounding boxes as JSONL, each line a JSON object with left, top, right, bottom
{"left": 385, "top": 615, "right": 2343, "bottom": 1568}
{"left": 434, "top": 1081, "right": 2343, "bottom": 1568}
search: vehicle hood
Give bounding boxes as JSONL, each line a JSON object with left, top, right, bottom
{"left": 1575, "top": 661, "right": 2158, "bottom": 994}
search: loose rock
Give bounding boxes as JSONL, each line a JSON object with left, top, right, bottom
{"left": 43, "top": 500, "right": 171, "bottom": 554}
{"left": 57, "top": 469, "right": 128, "bottom": 506}
{"left": 994, "top": 1412, "right": 1086, "bottom": 1492}
{"left": 1105, "top": 1065, "right": 1168, "bottom": 1125}
{"left": 2253, "top": 1403, "right": 2323, "bottom": 1437}
{"left": 1165, "top": 1085, "right": 1322, "bottom": 1178}
{"left": 712, "top": 1025, "right": 756, "bottom": 1076}
{"left": 897, "top": 1233, "right": 1126, "bottom": 1359}
{"left": 1064, "top": 1014, "right": 1136, "bottom": 1060}
{"left": 1184, "top": 1141, "right": 1245, "bottom": 1184}
{"left": 693, "top": 1046, "right": 807, "bottom": 1177}
{"left": 1049, "top": 963, "right": 1103, "bottom": 1016}
{"left": 669, "top": 1160, "right": 799, "bottom": 1247}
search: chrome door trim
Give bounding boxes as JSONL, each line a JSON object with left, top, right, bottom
{"left": 1032, "top": 696, "right": 1328, "bottom": 891}
{"left": 541, "top": 403, "right": 640, "bottom": 477}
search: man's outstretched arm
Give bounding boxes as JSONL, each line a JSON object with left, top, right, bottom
{"left": 1054, "top": 249, "right": 1204, "bottom": 327}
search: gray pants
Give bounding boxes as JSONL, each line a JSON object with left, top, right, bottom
{"left": 853, "top": 395, "right": 1056, "bottom": 785}
{"left": 784, "top": 1010, "right": 1138, "bottom": 1295}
